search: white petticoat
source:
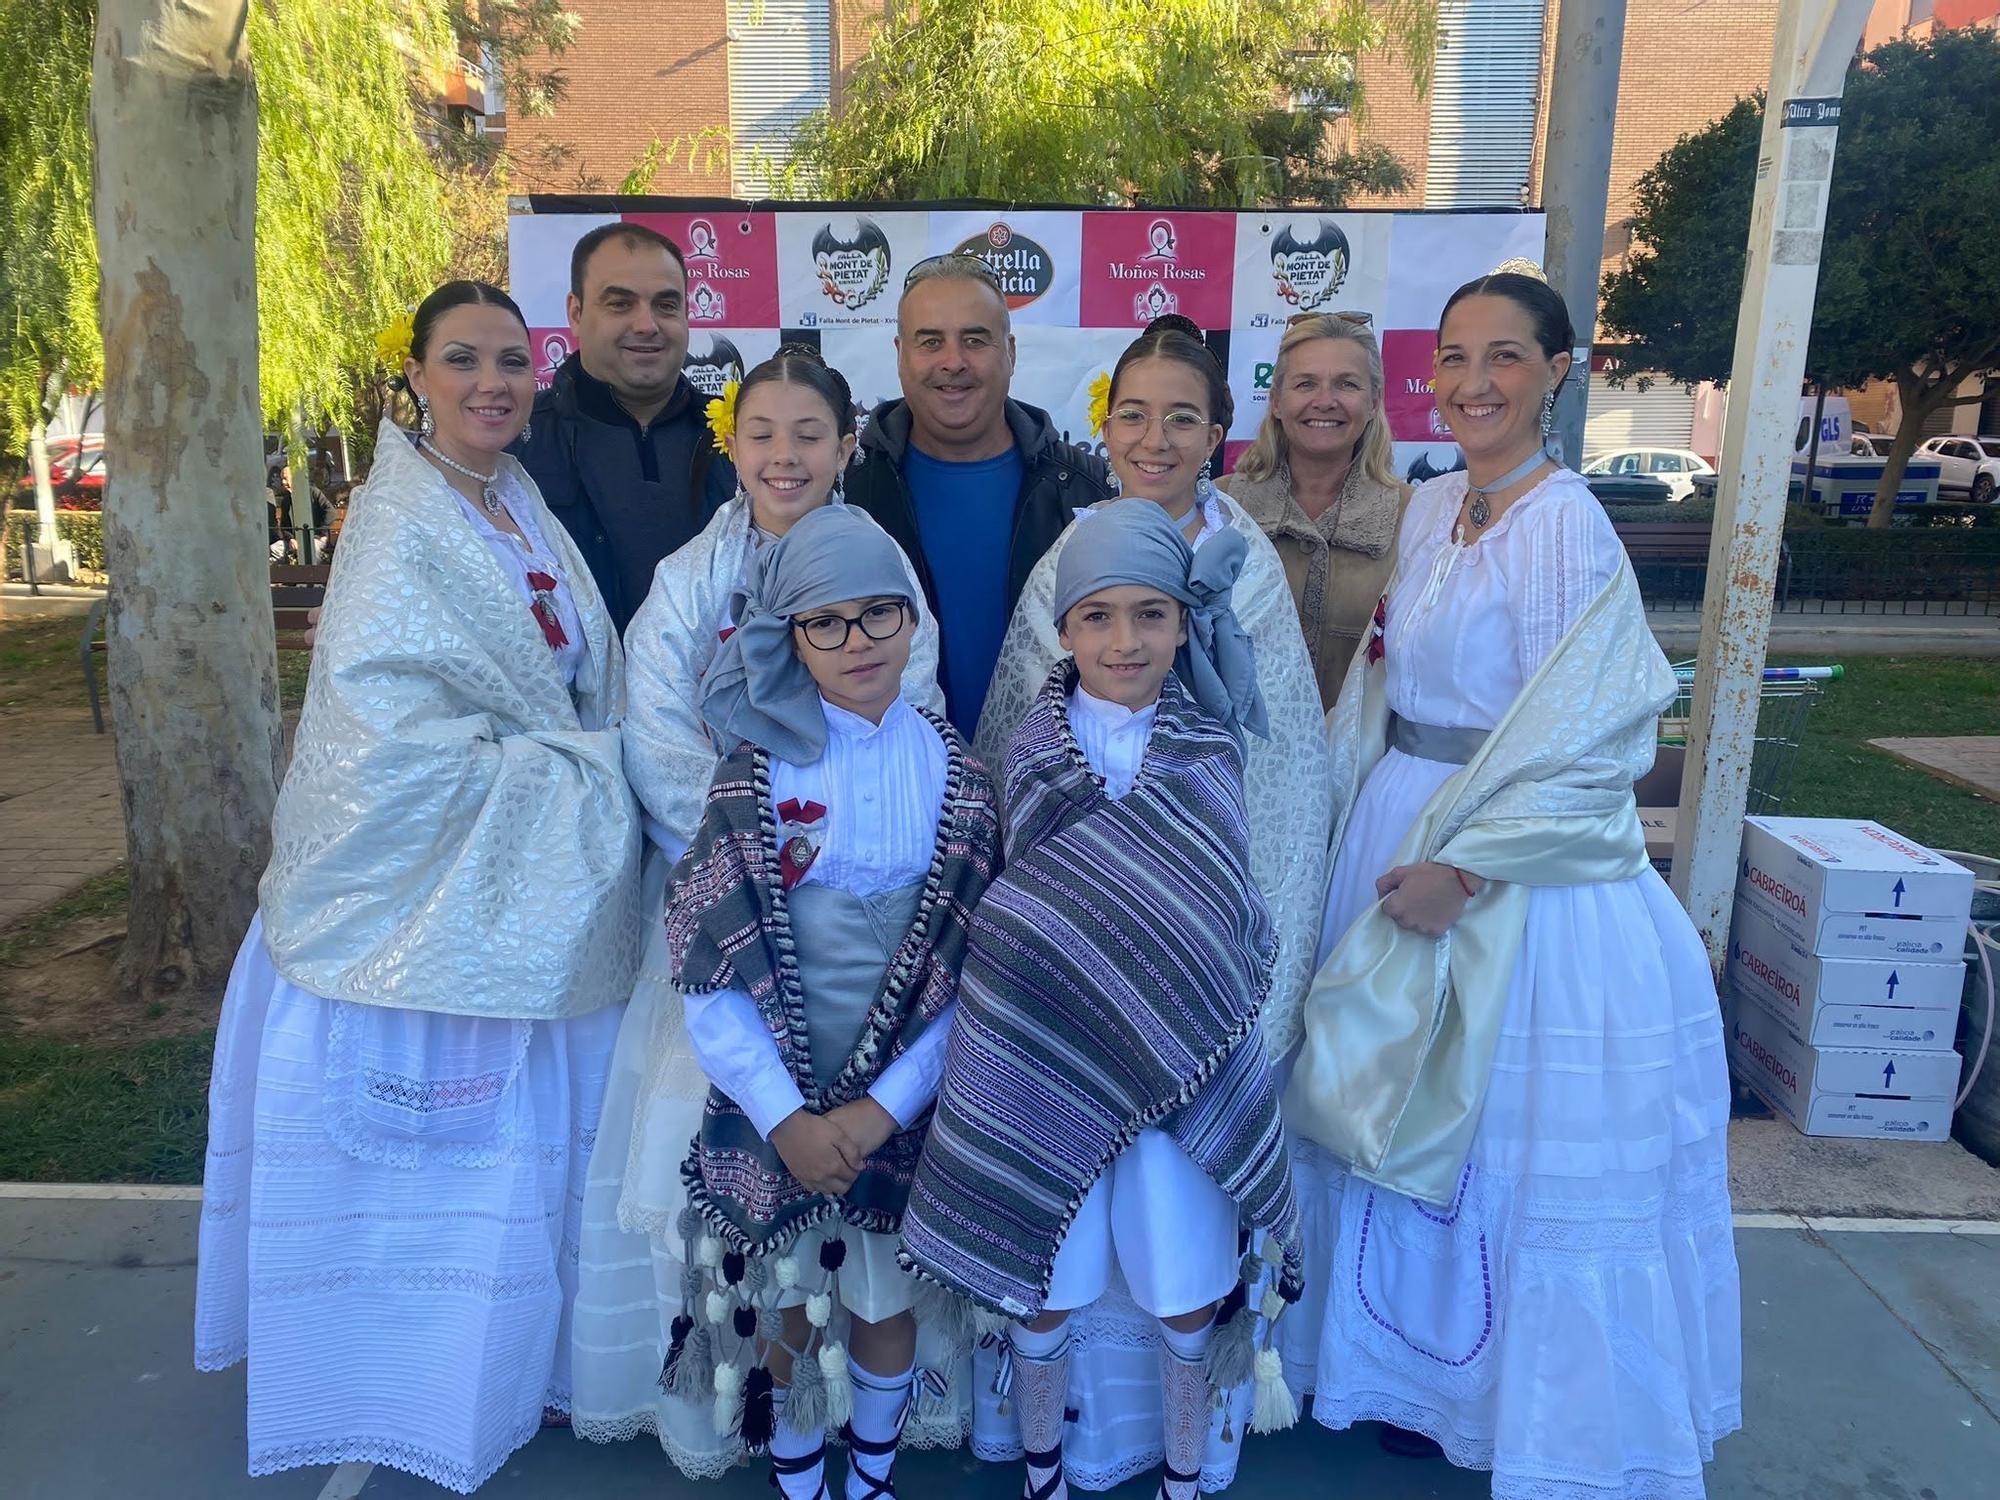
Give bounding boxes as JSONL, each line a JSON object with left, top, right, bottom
{"left": 192, "top": 915, "right": 619, "bottom": 1495}
{"left": 1281, "top": 747, "right": 1743, "bottom": 1500}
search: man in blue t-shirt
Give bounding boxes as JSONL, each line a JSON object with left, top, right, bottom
{"left": 846, "top": 257, "right": 1113, "bottom": 733}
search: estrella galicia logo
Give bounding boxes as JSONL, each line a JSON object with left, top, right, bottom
{"left": 952, "top": 221, "right": 1055, "bottom": 309}
{"left": 811, "top": 217, "right": 892, "bottom": 310}
{"left": 1270, "top": 218, "right": 1351, "bottom": 311}
{"left": 682, "top": 334, "right": 745, "bottom": 398}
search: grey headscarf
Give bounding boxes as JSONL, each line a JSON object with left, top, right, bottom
{"left": 700, "top": 504, "right": 916, "bottom": 764}
{"left": 1052, "top": 499, "right": 1268, "bottom": 745}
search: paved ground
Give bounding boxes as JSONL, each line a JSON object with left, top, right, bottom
{"left": 3, "top": 1181, "right": 1997, "bottom": 1500}
{"left": 0, "top": 718, "right": 121, "bottom": 928}
{"left": 1649, "top": 607, "right": 2000, "bottom": 659}
{"left": 1869, "top": 736, "right": 2000, "bottom": 803}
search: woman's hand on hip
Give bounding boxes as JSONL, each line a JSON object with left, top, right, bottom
{"left": 1376, "top": 861, "right": 1483, "bottom": 938}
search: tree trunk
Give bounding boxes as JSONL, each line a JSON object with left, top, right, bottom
{"left": 1865, "top": 370, "right": 1936, "bottom": 530}
{"left": 92, "top": 0, "right": 282, "bottom": 1000}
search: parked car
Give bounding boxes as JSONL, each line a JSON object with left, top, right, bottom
{"left": 1916, "top": 435, "right": 2000, "bottom": 503}
{"left": 12, "top": 434, "right": 105, "bottom": 504}
{"left": 1580, "top": 447, "right": 1716, "bottom": 502}
{"left": 1585, "top": 471, "right": 1676, "bottom": 506}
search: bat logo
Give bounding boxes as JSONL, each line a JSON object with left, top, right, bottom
{"left": 1270, "top": 218, "right": 1351, "bottom": 311}
{"left": 682, "top": 334, "right": 746, "bottom": 398}
{"left": 811, "top": 217, "right": 892, "bottom": 310}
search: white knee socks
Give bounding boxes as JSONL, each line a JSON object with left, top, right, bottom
{"left": 1157, "top": 1319, "right": 1215, "bottom": 1500}
{"left": 843, "top": 1357, "right": 911, "bottom": 1500}
{"left": 769, "top": 1386, "right": 828, "bottom": 1499}
{"left": 1010, "top": 1320, "right": 1073, "bottom": 1500}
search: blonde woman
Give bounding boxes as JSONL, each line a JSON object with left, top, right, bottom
{"left": 1219, "top": 312, "right": 1406, "bottom": 711}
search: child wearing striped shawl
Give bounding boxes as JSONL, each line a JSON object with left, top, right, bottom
{"left": 666, "top": 504, "right": 1000, "bottom": 1500}
{"left": 901, "top": 500, "right": 1304, "bottom": 1500}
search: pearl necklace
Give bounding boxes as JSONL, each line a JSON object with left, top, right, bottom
{"left": 420, "top": 438, "right": 504, "bottom": 518}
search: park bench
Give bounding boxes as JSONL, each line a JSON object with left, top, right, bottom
{"left": 1613, "top": 521, "right": 1792, "bottom": 611}
{"left": 79, "top": 562, "right": 328, "bottom": 734}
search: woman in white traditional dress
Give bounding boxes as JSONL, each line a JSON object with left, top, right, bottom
{"left": 566, "top": 348, "right": 948, "bottom": 1476}
{"left": 1283, "top": 272, "right": 1741, "bottom": 1498}
{"left": 969, "top": 316, "right": 1328, "bottom": 1493}
{"left": 193, "top": 281, "right": 645, "bottom": 1493}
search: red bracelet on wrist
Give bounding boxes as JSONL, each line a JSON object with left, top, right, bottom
{"left": 1453, "top": 866, "right": 1477, "bottom": 899}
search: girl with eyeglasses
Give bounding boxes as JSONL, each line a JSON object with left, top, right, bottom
{"left": 569, "top": 348, "right": 956, "bottom": 1477}
{"left": 970, "top": 316, "right": 1330, "bottom": 1495}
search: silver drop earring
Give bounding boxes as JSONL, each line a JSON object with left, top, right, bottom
{"left": 519, "top": 415, "right": 531, "bottom": 443}
{"left": 416, "top": 392, "right": 434, "bottom": 438}
{"left": 1540, "top": 388, "right": 1556, "bottom": 438}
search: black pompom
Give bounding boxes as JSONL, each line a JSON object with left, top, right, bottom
{"left": 740, "top": 1365, "right": 777, "bottom": 1452}
{"left": 658, "top": 1313, "right": 694, "bottom": 1393}
{"left": 819, "top": 1236, "right": 848, "bottom": 1273}
{"left": 733, "top": 1304, "right": 759, "bottom": 1340}
{"left": 722, "top": 1250, "right": 747, "bottom": 1286}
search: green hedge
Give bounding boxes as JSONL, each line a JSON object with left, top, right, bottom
{"left": 3, "top": 509, "right": 105, "bottom": 579}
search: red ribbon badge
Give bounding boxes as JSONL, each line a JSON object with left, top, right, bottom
{"left": 1365, "top": 593, "right": 1388, "bottom": 667}
{"left": 526, "top": 571, "right": 569, "bottom": 651}
{"left": 776, "top": 798, "right": 829, "bottom": 890}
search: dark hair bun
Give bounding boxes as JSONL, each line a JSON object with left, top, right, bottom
{"left": 774, "top": 340, "right": 828, "bottom": 366}
{"left": 1142, "top": 313, "right": 1206, "bottom": 341}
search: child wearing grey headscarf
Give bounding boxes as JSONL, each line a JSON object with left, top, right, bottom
{"left": 670, "top": 501, "right": 1002, "bottom": 1500}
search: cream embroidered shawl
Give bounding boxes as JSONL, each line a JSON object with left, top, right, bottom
{"left": 1285, "top": 564, "right": 1677, "bottom": 1205}
{"left": 260, "top": 418, "right": 643, "bottom": 1021}
{"left": 975, "top": 493, "right": 1331, "bottom": 1056}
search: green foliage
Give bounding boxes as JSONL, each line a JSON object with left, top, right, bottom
{"left": 0, "top": 1, "right": 581, "bottom": 456}
{"left": 1601, "top": 30, "right": 2000, "bottom": 400}
{"left": 2, "top": 507, "right": 104, "bottom": 576}
{"left": 782, "top": 0, "right": 1436, "bottom": 206}
{"left": 0, "top": 1031, "right": 212, "bottom": 1183}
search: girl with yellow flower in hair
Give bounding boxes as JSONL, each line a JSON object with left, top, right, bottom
{"left": 566, "top": 345, "right": 950, "bottom": 1479}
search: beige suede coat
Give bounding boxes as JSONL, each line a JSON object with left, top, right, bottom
{"left": 1219, "top": 467, "right": 1406, "bottom": 711}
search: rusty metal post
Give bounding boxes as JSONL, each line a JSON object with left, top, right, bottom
{"left": 1669, "top": 0, "right": 1875, "bottom": 969}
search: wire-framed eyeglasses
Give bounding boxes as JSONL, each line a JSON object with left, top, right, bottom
{"left": 792, "top": 599, "right": 911, "bottom": 651}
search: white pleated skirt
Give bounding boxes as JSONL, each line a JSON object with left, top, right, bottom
{"left": 1280, "top": 748, "right": 1743, "bottom": 1500}
{"left": 193, "top": 915, "right": 620, "bottom": 1495}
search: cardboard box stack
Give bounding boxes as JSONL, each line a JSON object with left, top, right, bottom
{"left": 1726, "top": 818, "right": 1972, "bottom": 1141}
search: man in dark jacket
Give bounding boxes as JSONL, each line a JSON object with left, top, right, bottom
{"left": 846, "top": 255, "right": 1112, "bottom": 732}
{"left": 514, "top": 221, "right": 734, "bottom": 634}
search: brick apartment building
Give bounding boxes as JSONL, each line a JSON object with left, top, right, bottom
{"left": 492, "top": 0, "right": 1991, "bottom": 455}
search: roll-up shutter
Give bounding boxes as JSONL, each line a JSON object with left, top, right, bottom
{"left": 1585, "top": 372, "right": 1697, "bottom": 456}
{"left": 1424, "top": 0, "right": 1548, "bottom": 209}
{"left": 728, "top": 0, "right": 831, "bottom": 196}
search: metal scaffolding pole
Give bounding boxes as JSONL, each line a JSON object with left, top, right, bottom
{"left": 1669, "top": 0, "right": 1876, "bottom": 968}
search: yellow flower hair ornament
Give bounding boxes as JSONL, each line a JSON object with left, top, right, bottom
{"left": 705, "top": 379, "right": 740, "bottom": 456}
{"left": 1086, "top": 371, "right": 1112, "bottom": 434}
{"left": 375, "top": 307, "right": 416, "bottom": 373}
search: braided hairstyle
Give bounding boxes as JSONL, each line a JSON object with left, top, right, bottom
{"left": 736, "top": 342, "right": 857, "bottom": 437}
{"left": 1106, "top": 313, "right": 1234, "bottom": 431}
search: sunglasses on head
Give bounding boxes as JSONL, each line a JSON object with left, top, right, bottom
{"left": 1287, "top": 309, "right": 1374, "bottom": 329}
{"left": 901, "top": 252, "right": 1003, "bottom": 292}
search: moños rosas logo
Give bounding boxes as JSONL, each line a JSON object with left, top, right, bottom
{"left": 954, "top": 222, "right": 1055, "bottom": 310}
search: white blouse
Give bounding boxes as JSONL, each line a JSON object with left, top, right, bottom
{"left": 1384, "top": 468, "right": 1629, "bottom": 731}
{"left": 1067, "top": 685, "right": 1158, "bottom": 801}
{"left": 681, "top": 695, "right": 956, "bottom": 1138}
{"left": 453, "top": 467, "right": 588, "bottom": 687}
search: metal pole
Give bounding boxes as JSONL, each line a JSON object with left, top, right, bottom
{"left": 1669, "top": 0, "right": 1876, "bottom": 969}
{"left": 1540, "top": 0, "right": 1629, "bottom": 467}
{"left": 1804, "top": 382, "right": 1827, "bottom": 508}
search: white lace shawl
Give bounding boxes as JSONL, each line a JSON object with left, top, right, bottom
{"left": 974, "top": 494, "right": 1331, "bottom": 1054}
{"left": 259, "top": 418, "right": 643, "bottom": 1021}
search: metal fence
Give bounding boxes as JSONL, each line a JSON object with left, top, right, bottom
{"left": 1627, "top": 526, "right": 2000, "bottom": 616}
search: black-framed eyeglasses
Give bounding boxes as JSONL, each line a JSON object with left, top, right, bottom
{"left": 792, "top": 599, "right": 910, "bottom": 651}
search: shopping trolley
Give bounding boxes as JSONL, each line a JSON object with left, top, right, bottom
{"left": 1656, "top": 664, "right": 1842, "bottom": 816}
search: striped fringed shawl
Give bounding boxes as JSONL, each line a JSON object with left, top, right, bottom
{"left": 901, "top": 664, "right": 1304, "bottom": 1317}
{"left": 666, "top": 708, "right": 1000, "bottom": 1255}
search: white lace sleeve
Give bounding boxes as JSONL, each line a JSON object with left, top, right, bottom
{"left": 1225, "top": 513, "right": 1333, "bottom": 1058}
{"left": 1506, "top": 477, "right": 1629, "bottom": 682}
{"left": 972, "top": 524, "right": 1073, "bottom": 768}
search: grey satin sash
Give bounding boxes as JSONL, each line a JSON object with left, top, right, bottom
{"left": 789, "top": 878, "right": 926, "bottom": 1094}
{"left": 1388, "top": 713, "right": 1490, "bottom": 766}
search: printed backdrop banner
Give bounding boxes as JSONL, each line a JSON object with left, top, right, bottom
{"left": 508, "top": 199, "right": 1544, "bottom": 482}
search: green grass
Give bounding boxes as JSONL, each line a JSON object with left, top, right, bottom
{"left": 0, "top": 1032, "right": 211, "bottom": 1183}
{"left": 1771, "top": 654, "right": 2000, "bottom": 856}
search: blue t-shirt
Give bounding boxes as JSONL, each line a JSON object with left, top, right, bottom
{"left": 903, "top": 443, "right": 1024, "bottom": 733}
